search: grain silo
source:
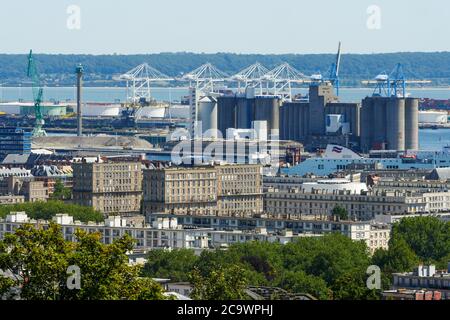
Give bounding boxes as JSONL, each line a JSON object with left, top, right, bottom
{"left": 197, "top": 96, "right": 218, "bottom": 139}
{"left": 373, "top": 97, "right": 387, "bottom": 147}
{"left": 386, "top": 98, "right": 405, "bottom": 150}
{"left": 360, "top": 97, "right": 374, "bottom": 152}
{"left": 254, "top": 96, "right": 280, "bottom": 134}
{"left": 217, "top": 96, "right": 237, "bottom": 138}
{"left": 236, "top": 96, "right": 254, "bottom": 129}
{"left": 405, "top": 98, "right": 419, "bottom": 150}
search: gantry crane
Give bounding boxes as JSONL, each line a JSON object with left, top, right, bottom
{"left": 27, "top": 50, "right": 46, "bottom": 136}
{"left": 361, "top": 63, "right": 432, "bottom": 98}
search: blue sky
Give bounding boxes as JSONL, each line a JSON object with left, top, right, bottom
{"left": 1, "top": 0, "right": 449, "bottom": 54}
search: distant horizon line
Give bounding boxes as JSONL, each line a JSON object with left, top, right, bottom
{"left": 1, "top": 50, "right": 450, "bottom": 56}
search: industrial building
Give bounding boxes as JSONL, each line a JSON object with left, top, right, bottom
{"left": 216, "top": 93, "right": 281, "bottom": 138}
{"left": 213, "top": 83, "right": 360, "bottom": 150}
{"left": 360, "top": 96, "right": 419, "bottom": 151}
{"left": 280, "top": 84, "right": 360, "bottom": 148}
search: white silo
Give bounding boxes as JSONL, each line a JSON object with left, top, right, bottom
{"left": 197, "top": 96, "right": 218, "bottom": 139}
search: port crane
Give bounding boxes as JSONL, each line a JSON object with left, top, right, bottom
{"left": 361, "top": 63, "right": 432, "bottom": 98}
{"left": 114, "top": 63, "right": 174, "bottom": 123}
{"left": 182, "top": 63, "right": 228, "bottom": 94}
{"left": 114, "top": 63, "right": 173, "bottom": 106}
{"left": 262, "top": 62, "right": 309, "bottom": 101}
{"left": 328, "top": 41, "right": 342, "bottom": 96}
{"left": 309, "top": 42, "right": 342, "bottom": 96}
{"left": 230, "top": 62, "right": 269, "bottom": 94}
{"left": 27, "top": 50, "right": 47, "bottom": 137}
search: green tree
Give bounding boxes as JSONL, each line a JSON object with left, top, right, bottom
{"left": 189, "top": 265, "right": 249, "bottom": 300}
{"left": 50, "top": 179, "right": 72, "bottom": 201}
{"left": 281, "top": 233, "right": 371, "bottom": 285}
{"left": 331, "top": 272, "right": 379, "bottom": 300}
{"left": 0, "top": 200, "right": 103, "bottom": 223}
{"left": 0, "top": 223, "right": 166, "bottom": 300}
{"left": 228, "top": 241, "right": 283, "bottom": 283}
{"left": 390, "top": 217, "right": 449, "bottom": 264}
{"left": 332, "top": 206, "right": 349, "bottom": 220}
{"left": 372, "top": 237, "right": 420, "bottom": 274}
{"left": 276, "top": 270, "right": 331, "bottom": 300}
{"left": 142, "top": 249, "right": 199, "bottom": 282}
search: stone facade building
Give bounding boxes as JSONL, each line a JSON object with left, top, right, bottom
{"left": 143, "top": 164, "right": 263, "bottom": 218}
{"left": 72, "top": 159, "right": 142, "bottom": 216}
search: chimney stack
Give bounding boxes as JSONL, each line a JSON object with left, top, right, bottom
{"left": 76, "top": 64, "right": 84, "bottom": 137}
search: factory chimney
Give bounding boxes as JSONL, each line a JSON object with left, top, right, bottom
{"left": 76, "top": 64, "right": 84, "bottom": 136}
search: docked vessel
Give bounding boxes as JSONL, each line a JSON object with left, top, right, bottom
{"left": 282, "top": 144, "right": 450, "bottom": 176}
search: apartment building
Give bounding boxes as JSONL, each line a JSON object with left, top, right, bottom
{"left": 143, "top": 163, "right": 263, "bottom": 218}
{"left": 0, "top": 212, "right": 316, "bottom": 252}
{"left": 72, "top": 158, "right": 142, "bottom": 216}
{"left": 264, "top": 186, "right": 450, "bottom": 221}
{"left": 0, "top": 212, "right": 209, "bottom": 251}
{"left": 0, "top": 195, "right": 25, "bottom": 204}
{"left": 0, "top": 167, "right": 48, "bottom": 202}
{"left": 172, "top": 213, "right": 390, "bottom": 253}
{"left": 390, "top": 265, "right": 450, "bottom": 300}
{"left": 7, "top": 176, "right": 48, "bottom": 202}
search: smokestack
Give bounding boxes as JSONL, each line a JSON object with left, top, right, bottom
{"left": 76, "top": 64, "right": 84, "bottom": 137}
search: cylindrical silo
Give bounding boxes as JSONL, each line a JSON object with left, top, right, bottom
{"left": 373, "top": 97, "right": 387, "bottom": 148}
{"left": 291, "top": 104, "right": 298, "bottom": 141}
{"left": 280, "top": 103, "right": 288, "bottom": 140}
{"left": 360, "top": 97, "right": 374, "bottom": 152}
{"left": 254, "top": 96, "right": 280, "bottom": 136}
{"left": 198, "top": 96, "right": 218, "bottom": 139}
{"left": 217, "top": 96, "right": 236, "bottom": 138}
{"left": 236, "top": 97, "right": 253, "bottom": 129}
{"left": 405, "top": 98, "right": 419, "bottom": 150}
{"left": 386, "top": 98, "right": 405, "bottom": 151}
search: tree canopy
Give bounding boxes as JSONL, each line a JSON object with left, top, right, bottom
{"left": 50, "top": 180, "right": 72, "bottom": 201}
{"left": 0, "top": 223, "right": 165, "bottom": 300}
{"left": 332, "top": 206, "right": 349, "bottom": 220}
{"left": 389, "top": 216, "right": 450, "bottom": 267}
{"left": 0, "top": 200, "right": 103, "bottom": 223}
{"left": 2, "top": 52, "right": 450, "bottom": 86}
{"left": 142, "top": 233, "right": 378, "bottom": 300}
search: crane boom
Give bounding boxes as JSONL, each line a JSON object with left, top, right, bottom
{"left": 27, "top": 50, "right": 46, "bottom": 137}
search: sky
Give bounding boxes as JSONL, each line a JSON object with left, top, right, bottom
{"left": 0, "top": 0, "right": 449, "bottom": 55}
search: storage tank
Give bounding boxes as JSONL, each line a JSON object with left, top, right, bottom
{"left": 135, "top": 106, "right": 166, "bottom": 118}
{"left": 83, "top": 103, "right": 122, "bottom": 117}
{"left": 236, "top": 97, "right": 254, "bottom": 129}
{"left": 418, "top": 110, "right": 448, "bottom": 124}
{"left": 254, "top": 96, "right": 280, "bottom": 135}
{"left": 386, "top": 98, "right": 405, "bottom": 151}
{"left": 373, "top": 97, "right": 387, "bottom": 146}
{"left": 360, "top": 97, "right": 374, "bottom": 152}
{"left": 217, "top": 96, "right": 236, "bottom": 137}
{"left": 405, "top": 98, "right": 419, "bottom": 150}
{"left": 167, "top": 104, "right": 190, "bottom": 119}
{"left": 197, "top": 96, "right": 218, "bottom": 139}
